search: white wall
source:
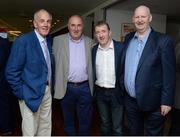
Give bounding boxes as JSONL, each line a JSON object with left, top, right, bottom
{"left": 106, "top": 8, "right": 167, "bottom": 41}
{"left": 94, "top": 9, "right": 104, "bottom": 24}
{"left": 83, "top": 16, "right": 94, "bottom": 38}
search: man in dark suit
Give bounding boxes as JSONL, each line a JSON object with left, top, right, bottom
{"left": 0, "top": 37, "right": 16, "bottom": 135}
{"left": 5, "top": 9, "right": 53, "bottom": 136}
{"left": 121, "top": 5, "right": 176, "bottom": 135}
{"left": 92, "top": 21, "right": 124, "bottom": 135}
{"left": 169, "top": 38, "right": 180, "bottom": 135}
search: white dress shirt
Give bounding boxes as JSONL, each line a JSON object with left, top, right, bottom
{"left": 95, "top": 40, "right": 115, "bottom": 88}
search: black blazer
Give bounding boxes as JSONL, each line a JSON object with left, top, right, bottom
{"left": 0, "top": 37, "right": 10, "bottom": 92}
{"left": 92, "top": 40, "right": 124, "bottom": 104}
{"left": 121, "top": 29, "right": 176, "bottom": 111}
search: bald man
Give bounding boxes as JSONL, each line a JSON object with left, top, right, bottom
{"left": 120, "top": 5, "right": 176, "bottom": 135}
{"left": 53, "top": 15, "right": 94, "bottom": 135}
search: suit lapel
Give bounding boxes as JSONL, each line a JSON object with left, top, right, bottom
{"left": 84, "top": 36, "right": 89, "bottom": 65}
{"left": 92, "top": 45, "right": 98, "bottom": 66}
{"left": 114, "top": 41, "right": 118, "bottom": 74}
{"left": 136, "top": 31, "right": 157, "bottom": 73}
{"left": 64, "top": 34, "right": 70, "bottom": 70}
{"left": 32, "top": 32, "right": 47, "bottom": 66}
{"left": 92, "top": 45, "right": 98, "bottom": 81}
{"left": 122, "top": 35, "right": 132, "bottom": 69}
{"left": 46, "top": 37, "right": 54, "bottom": 66}
{"left": 64, "top": 34, "right": 69, "bottom": 56}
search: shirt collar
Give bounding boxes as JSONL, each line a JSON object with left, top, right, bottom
{"left": 34, "top": 29, "right": 46, "bottom": 43}
{"left": 98, "top": 40, "right": 113, "bottom": 50}
{"left": 134, "top": 28, "right": 151, "bottom": 43}
{"left": 68, "top": 33, "right": 83, "bottom": 44}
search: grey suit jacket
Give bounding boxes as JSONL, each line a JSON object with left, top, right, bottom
{"left": 174, "top": 40, "right": 180, "bottom": 109}
{"left": 53, "top": 33, "right": 94, "bottom": 99}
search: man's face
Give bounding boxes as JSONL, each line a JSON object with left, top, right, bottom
{"left": 133, "top": 6, "right": 152, "bottom": 34}
{"left": 33, "top": 11, "right": 52, "bottom": 37}
{"left": 95, "top": 24, "right": 111, "bottom": 47}
{"left": 68, "top": 16, "right": 84, "bottom": 40}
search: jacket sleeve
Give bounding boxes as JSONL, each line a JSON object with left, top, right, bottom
{"left": 5, "top": 38, "right": 26, "bottom": 100}
{"left": 160, "top": 35, "right": 176, "bottom": 106}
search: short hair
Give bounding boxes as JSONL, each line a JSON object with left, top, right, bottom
{"left": 94, "top": 20, "right": 110, "bottom": 31}
{"left": 68, "top": 15, "right": 84, "bottom": 25}
{"left": 34, "top": 9, "right": 52, "bottom": 21}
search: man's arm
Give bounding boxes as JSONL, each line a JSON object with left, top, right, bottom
{"left": 160, "top": 35, "right": 176, "bottom": 115}
{"left": 5, "top": 38, "right": 26, "bottom": 100}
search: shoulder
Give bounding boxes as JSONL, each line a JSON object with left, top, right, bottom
{"left": 150, "top": 30, "right": 173, "bottom": 42}
{"left": 159, "top": 33, "right": 173, "bottom": 42}
{"left": 52, "top": 33, "right": 68, "bottom": 52}
{"left": 113, "top": 40, "right": 123, "bottom": 47}
{"left": 154, "top": 31, "right": 174, "bottom": 47}
{"left": 53, "top": 34, "right": 68, "bottom": 48}
{"left": 14, "top": 31, "right": 34, "bottom": 43}
{"left": 84, "top": 36, "right": 93, "bottom": 42}
{"left": 53, "top": 33, "right": 68, "bottom": 41}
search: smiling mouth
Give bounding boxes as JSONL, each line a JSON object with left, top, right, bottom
{"left": 137, "top": 22, "right": 144, "bottom": 25}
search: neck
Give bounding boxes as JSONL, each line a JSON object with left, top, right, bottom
{"left": 137, "top": 27, "right": 150, "bottom": 38}
{"left": 100, "top": 39, "right": 112, "bottom": 49}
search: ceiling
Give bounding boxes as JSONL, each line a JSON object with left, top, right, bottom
{"left": 0, "top": 0, "right": 108, "bottom": 34}
{"left": 1, "top": 0, "right": 180, "bottom": 35}
{"left": 116, "top": 0, "right": 180, "bottom": 19}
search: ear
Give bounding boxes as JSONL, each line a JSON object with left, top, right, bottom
{"left": 109, "top": 30, "right": 112, "bottom": 37}
{"left": 149, "top": 14, "right": 152, "bottom": 22}
{"left": 132, "top": 16, "right": 135, "bottom": 23}
{"left": 33, "top": 20, "right": 37, "bottom": 29}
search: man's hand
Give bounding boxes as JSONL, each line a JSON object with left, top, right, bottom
{"left": 160, "top": 105, "right": 171, "bottom": 116}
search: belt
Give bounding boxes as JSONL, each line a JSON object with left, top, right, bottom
{"left": 95, "top": 85, "right": 115, "bottom": 91}
{"left": 68, "top": 80, "right": 88, "bottom": 86}
{"left": 46, "top": 81, "right": 49, "bottom": 85}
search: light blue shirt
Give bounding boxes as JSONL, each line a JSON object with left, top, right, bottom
{"left": 124, "top": 29, "right": 151, "bottom": 98}
{"left": 34, "top": 29, "right": 51, "bottom": 82}
{"left": 68, "top": 34, "right": 88, "bottom": 82}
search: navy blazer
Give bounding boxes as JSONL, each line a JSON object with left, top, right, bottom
{"left": 121, "top": 29, "right": 176, "bottom": 111}
{"left": 5, "top": 31, "right": 53, "bottom": 112}
{"left": 92, "top": 40, "right": 124, "bottom": 104}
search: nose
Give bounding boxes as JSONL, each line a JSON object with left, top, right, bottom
{"left": 44, "top": 21, "right": 50, "bottom": 26}
{"left": 137, "top": 17, "right": 143, "bottom": 22}
{"left": 73, "top": 26, "right": 78, "bottom": 31}
{"left": 97, "top": 32, "right": 102, "bottom": 36}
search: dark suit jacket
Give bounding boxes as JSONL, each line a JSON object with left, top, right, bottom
{"left": 121, "top": 29, "right": 176, "bottom": 111}
{"left": 174, "top": 39, "right": 180, "bottom": 109}
{"left": 5, "top": 31, "right": 53, "bottom": 112}
{"left": 92, "top": 40, "right": 124, "bottom": 104}
{"left": 0, "top": 37, "right": 10, "bottom": 92}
